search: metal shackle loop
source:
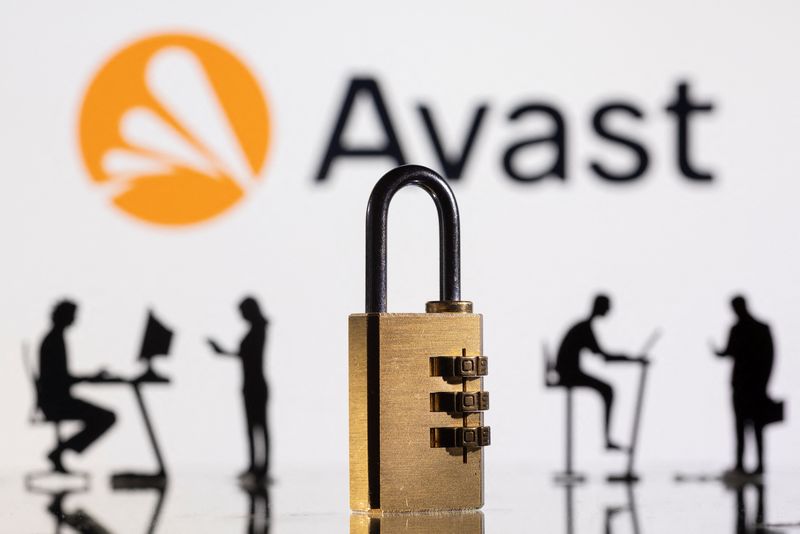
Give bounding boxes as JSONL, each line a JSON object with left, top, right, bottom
{"left": 365, "top": 165, "right": 461, "bottom": 313}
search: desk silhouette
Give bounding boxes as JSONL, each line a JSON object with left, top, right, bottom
{"left": 88, "top": 371, "right": 170, "bottom": 489}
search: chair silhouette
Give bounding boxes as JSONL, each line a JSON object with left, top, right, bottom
{"left": 22, "top": 342, "right": 88, "bottom": 483}
{"left": 543, "top": 342, "right": 586, "bottom": 484}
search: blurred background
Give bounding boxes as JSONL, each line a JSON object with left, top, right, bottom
{"left": 1, "top": 1, "right": 799, "bottom": 531}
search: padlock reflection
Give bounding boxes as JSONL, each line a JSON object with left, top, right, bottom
{"left": 351, "top": 511, "right": 484, "bottom": 534}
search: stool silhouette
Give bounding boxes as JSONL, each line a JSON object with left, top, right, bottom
{"left": 544, "top": 343, "right": 585, "bottom": 484}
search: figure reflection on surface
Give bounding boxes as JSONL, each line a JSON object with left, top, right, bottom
{"left": 242, "top": 482, "right": 270, "bottom": 534}
{"left": 208, "top": 296, "right": 270, "bottom": 483}
{"left": 711, "top": 296, "right": 784, "bottom": 479}
{"left": 553, "top": 295, "right": 648, "bottom": 450}
{"left": 26, "top": 481, "right": 166, "bottom": 534}
{"left": 27, "top": 483, "right": 112, "bottom": 534}
{"left": 38, "top": 300, "right": 116, "bottom": 474}
{"left": 127, "top": 485, "right": 167, "bottom": 534}
{"left": 605, "top": 485, "right": 641, "bottom": 534}
{"left": 558, "top": 483, "right": 643, "bottom": 534}
{"left": 723, "top": 479, "right": 784, "bottom": 534}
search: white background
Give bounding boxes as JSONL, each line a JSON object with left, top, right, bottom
{"left": 1, "top": 0, "right": 799, "bottom": 486}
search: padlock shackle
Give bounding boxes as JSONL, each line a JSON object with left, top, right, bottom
{"left": 365, "top": 165, "right": 461, "bottom": 313}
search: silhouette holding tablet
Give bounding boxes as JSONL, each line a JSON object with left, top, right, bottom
{"left": 711, "top": 295, "right": 784, "bottom": 479}
{"left": 208, "top": 296, "right": 270, "bottom": 483}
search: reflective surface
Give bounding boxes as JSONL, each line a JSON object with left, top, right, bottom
{"left": 3, "top": 466, "right": 800, "bottom": 533}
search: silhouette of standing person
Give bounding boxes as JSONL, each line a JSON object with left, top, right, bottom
{"left": 38, "top": 300, "right": 116, "bottom": 473}
{"left": 208, "top": 297, "right": 270, "bottom": 482}
{"left": 555, "top": 295, "right": 647, "bottom": 450}
{"left": 711, "top": 296, "right": 775, "bottom": 477}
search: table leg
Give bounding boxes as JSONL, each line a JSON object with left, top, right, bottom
{"left": 132, "top": 382, "right": 166, "bottom": 476}
{"left": 111, "top": 382, "right": 167, "bottom": 489}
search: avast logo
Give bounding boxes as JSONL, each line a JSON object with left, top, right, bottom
{"left": 78, "top": 33, "right": 270, "bottom": 226}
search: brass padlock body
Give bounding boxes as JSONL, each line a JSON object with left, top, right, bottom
{"left": 349, "top": 312, "right": 484, "bottom": 512}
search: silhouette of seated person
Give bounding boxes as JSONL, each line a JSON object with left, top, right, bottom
{"left": 38, "top": 300, "right": 116, "bottom": 474}
{"left": 208, "top": 296, "right": 270, "bottom": 482}
{"left": 553, "top": 295, "right": 647, "bottom": 451}
{"left": 712, "top": 296, "right": 776, "bottom": 477}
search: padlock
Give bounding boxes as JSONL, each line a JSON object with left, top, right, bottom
{"left": 349, "top": 164, "right": 490, "bottom": 513}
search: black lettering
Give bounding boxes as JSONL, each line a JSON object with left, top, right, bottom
{"left": 665, "top": 81, "right": 715, "bottom": 181}
{"left": 417, "top": 104, "right": 488, "bottom": 180}
{"left": 315, "top": 77, "right": 406, "bottom": 181}
{"left": 590, "top": 103, "right": 649, "bottom": 182}
{"left": 502, "top": 104, "right": 566, "bottom": 182}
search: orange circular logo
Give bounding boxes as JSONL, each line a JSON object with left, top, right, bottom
{"left": 78, "top": 33, "right": 270, "bottom": 226}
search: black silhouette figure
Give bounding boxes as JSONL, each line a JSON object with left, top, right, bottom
{"left": 712, "top": 296, "right": 784, "bottom": 478}
{"left": 37, "top": 300, "right": 116, "bottom": 474}
{"left": 208, "top": 296, "right": 270, "bottom": 482}
{"left": 553, "top": 295, "right": 648, "bottom": 451}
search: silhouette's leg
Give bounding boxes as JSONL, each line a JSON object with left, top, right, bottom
{"left": 599, "top": 383, "right": 615, "bottom": 448}
{"left": 45, "top": 428, "right": 68, "bottom": 473}
{"left": 754, "top": 422, "right": 765, "bottom": 474}
{"left": 261, "top": 420, "right": 269, "bottom": 475}
{"left": 572, "top": 373, "right": 617, "bottom": 448}
{"left": 244, "top": 398, "right": 257, "bottom": 473}
{"left": 734, "top": 412, "right": 745, "bottom": 471}
{"left": 251, "top": 396, "right": 268, "bottom": 477}
{"left": 261, "top": 393, "right": 269, "bottom": 474}
{"left": 59, "top": 399, "right": 116, "bottom": 454}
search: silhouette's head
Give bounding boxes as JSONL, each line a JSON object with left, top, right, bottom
{"left": 731, "top": 295, "right": 749, "bottom": 319}
{"left": 51, "top": 300, "right": 77, "bottom": 328}
{"left": 591, "top": 294, "right": 611, "bottom": 318}
{"left": 239, "top": 296, "right": 266, "bottom": 324}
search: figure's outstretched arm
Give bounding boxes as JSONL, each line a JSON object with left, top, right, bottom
{"left": 600, "top": 351, "right": 635, "bottom": 363}
{"left": 590, "top": 330, "right": 637, "bottom": 363}
{"left": 207, "top": 338, "right": 237, "bottom": 357}
{"left": 712, "top": 329, "right": 734, "bottom": 357}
